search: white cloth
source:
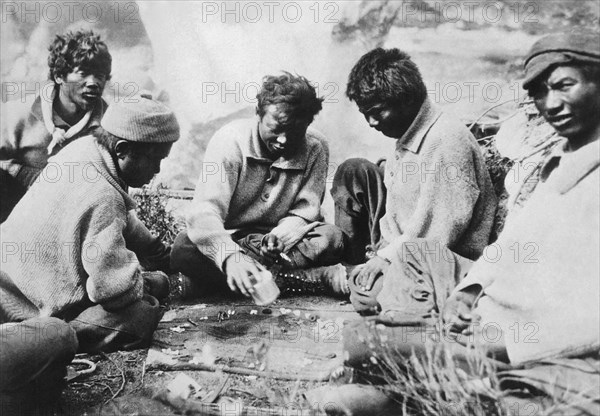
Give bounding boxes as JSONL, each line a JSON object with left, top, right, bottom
{"left": 41, "top": 88, "right": 92, "bottom": 155}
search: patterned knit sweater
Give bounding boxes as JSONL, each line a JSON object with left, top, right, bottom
{"left": 0, "top": 136, "right": 146, "bottom": 323}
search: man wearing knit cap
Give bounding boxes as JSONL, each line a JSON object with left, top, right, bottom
{"left": 0, "top": 30, "right": 112, "bottom": 223}
{"left": 312, "top": 31, "right": 600, "bottom": 416}
{"left": 0, "top": 95, "right": 179, "bottom": 413}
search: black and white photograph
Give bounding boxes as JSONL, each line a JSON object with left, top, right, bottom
{"left": 1, "top": 1, "right": 599, "bottom": 415}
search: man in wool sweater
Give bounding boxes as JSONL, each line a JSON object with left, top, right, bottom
{"left": 171, "top": 72, "right": 346, "bottom": 299}
{"left": 331, "top": 48, "right": 497, "bottom": 316}
{"left": 0, "top": 95, "right": 178, "bottom": 413}
{"left": 0, "top": 30, "right": 112, "bottom": 223}
{"left": 313, "top": 31, "right": 599, "bottom": 416}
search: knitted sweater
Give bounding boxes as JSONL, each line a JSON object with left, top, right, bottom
{"left": 0, "top": 91, "right": 106, "bottom": 187}
{"left": 377, "top": 98, "right": 497, "bottom": 260}
{"left": 186, "top": 117, "right": 329, "bottom": 270}
{"left": 0, "top": 136, "right": 146, "bottom": 323}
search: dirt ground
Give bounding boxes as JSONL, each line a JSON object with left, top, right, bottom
{"left": 62, "top": 294, "right": 359, "bottom": 415}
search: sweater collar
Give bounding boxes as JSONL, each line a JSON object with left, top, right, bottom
{"left": 30, "top": 87, "right": 107, "bottom": 129}
{"left": 540, "top": 138, "right": 600, "bottom": 194}
{"left": 396, "top": 97, "right": 442, "bottom": 154}
{"left": 248, "top": 117, "right": 309, "bottom": 170}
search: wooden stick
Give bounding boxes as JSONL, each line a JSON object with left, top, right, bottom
{"left": 146, "top": 361, "right": 333, "bottom": 382}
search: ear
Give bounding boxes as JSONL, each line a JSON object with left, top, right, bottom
{"left": 54, "top": 74, "right": 64, "bottom": 85}
{"left": 114, "top": 140, "right": 133, "bottom": 159}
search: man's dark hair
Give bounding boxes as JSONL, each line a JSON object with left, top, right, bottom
{"left": 48, "top": 30, "right": 112, "bottom": 82}
{"left": 256, "top": 72, "right": 324, "bottom": 125}
{"left": 346, "top": 48, "right": 427, "bottom": 110}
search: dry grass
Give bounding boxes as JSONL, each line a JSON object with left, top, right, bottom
{"left": 377, "top": 340, "right": 506, "bottom": 415}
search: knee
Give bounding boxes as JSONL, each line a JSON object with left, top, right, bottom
{"left": 38, "top": 317, "right": 78, "bottom": 355}
{"left": 331, "top": 158, "right": 381, "bottom": 206}
{"left": 333, "top": 158, "right": 373, "bottom": 185}
{"left": 317, "top": 224, "right": 346, "bottom": 251}
{"left": 19, "top": 317, "right": 78, "bottom": 358}
{"left": 0, "top": 318, "right": 77, "bottom": 390}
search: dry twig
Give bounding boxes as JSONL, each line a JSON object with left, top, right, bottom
{"left": 101, "top": 352, "right": 127, "bottom": 403}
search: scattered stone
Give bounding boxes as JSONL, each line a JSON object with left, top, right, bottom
{"left": 170, "top": 326, "right": 185, "bottom": 333}
{"left": 160, "top": 310, "right": 177, "bottom": 322}
{"left": 166, "top": 373, "right": 203, "bottom": 400}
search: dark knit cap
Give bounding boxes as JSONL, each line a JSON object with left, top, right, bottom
{"left": 523, "top": 31, "right": 600, "bottom": 90}
{"left": 101, "top": 94, "right": 180, "bottom": 143}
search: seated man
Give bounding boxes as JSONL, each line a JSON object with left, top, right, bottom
{"left": 324, "top": 31, "right": 600, "bottom": 416}
{"left": 171, "top": 72, "right": 346, "bottom": 299}
{"left": 332, "top": 48, "right": 497, "bottom": 315}
{"left": 1, "top": 30, "right": 111, "bottom": 223}
{"left": 1, "top": 95, "right": 179, "bottom": 410}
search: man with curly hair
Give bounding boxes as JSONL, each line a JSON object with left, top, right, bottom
{"left": 171, "top": 72, "right": 346, "bottom": 299}
{"left": 0, "top": 30, "right": 111, "bottom": 222}
{"left": 331, "top": 48, "right": 497, "bottom": 316}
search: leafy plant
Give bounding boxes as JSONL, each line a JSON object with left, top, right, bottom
{"left": 133, "top": 184, "right": 185, "bottom": 246}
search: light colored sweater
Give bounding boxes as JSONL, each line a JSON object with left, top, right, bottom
{"left": 186, "top": 117, "right": 329, "bottom": 270}
{"left": 377, "top": 98, "right": 497, "bottom": 261}
{"left": 0, "top": 91, "right": 106, "bottom": 186}
{"left": 455, "top": 139, "right": 600, "bottom": 364}
{"left": 0, "top": 136, "right": 145, "bottom": 323}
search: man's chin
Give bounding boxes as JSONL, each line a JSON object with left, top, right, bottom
{"left": 269, "top": 147, "right": 292, "bottom": 159}
{"left": 79, "top": 97, "right": 100, "bottom": 111}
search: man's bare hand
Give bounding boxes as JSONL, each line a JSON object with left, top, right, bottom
{"left": 223, "top": 253, "right": 265, "bottom": 297}
{"left": 442, "top": 286, "right": 482, "bottom": 334}
{"left": 350, "top": 256, "right": 390, "bottom": 291}
{"left": 260, "top": 234, "right": 285, "bottom": 265}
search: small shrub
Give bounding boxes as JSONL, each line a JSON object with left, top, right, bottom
{"left": 133, "top": 184, "right": 185, "bottom": 246}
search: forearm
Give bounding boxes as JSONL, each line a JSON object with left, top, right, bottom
{"left": 83, "top": 216, "right": 144, "bottom": 311}
{"left": 270, "top": 216, "right": 317, "bottom": 251}
{"left": 187, "top": 207, "right": 244, "bottom": 271}
{"left": 125, "top": 210, "right": 171, "bottom": 273}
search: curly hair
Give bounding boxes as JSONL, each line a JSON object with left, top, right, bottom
{"left": 346, "top": 48, "right": 427, "bottom": 110}
{"left": 256, "top": 72, "right": 324, "bottom": 125}
{"left": 48, "top": 30, "right": 112, "bottom": 82}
